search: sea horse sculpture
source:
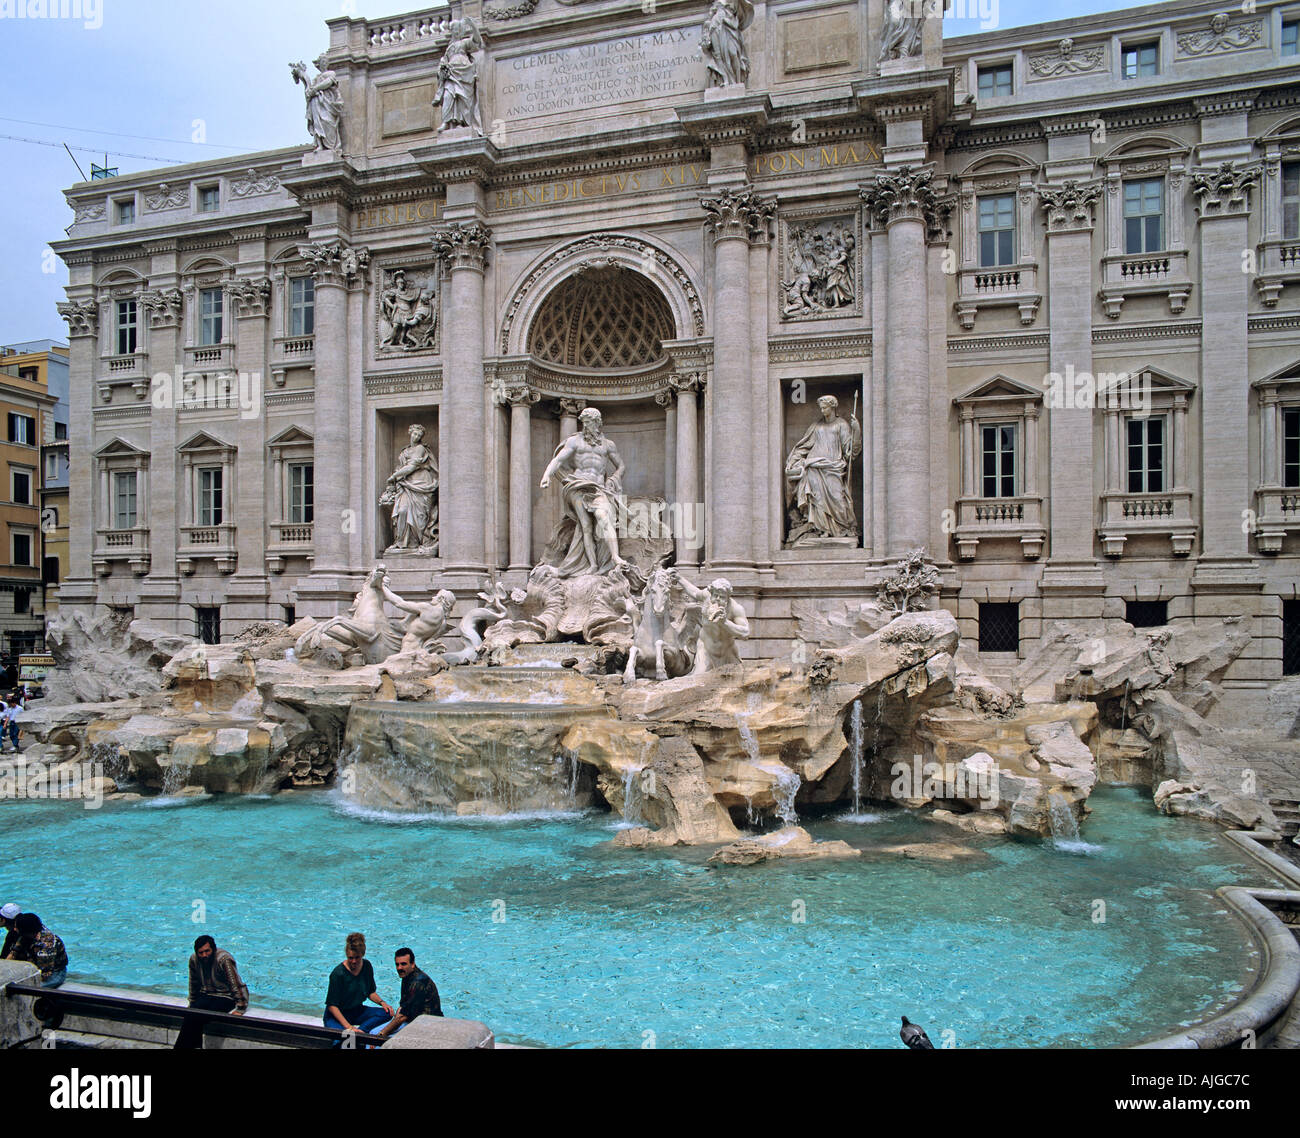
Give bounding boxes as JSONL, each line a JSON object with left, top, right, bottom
{"left": 295, "top": 565, "right": 402, "bottom": 667}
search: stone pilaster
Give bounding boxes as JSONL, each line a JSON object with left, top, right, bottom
{"left": 1035, "top": 179, "right": 1105, "bottom": 593}
{"left": 654, "top": 387, "right": 677, "bottom": 513}
{"left": 298, "top": 241, "right": 369, "bottom": 596}
{"left": 433, "top": 221, "right": 492, "bottom": 576}
{"left": 56, "top": 298, "right": 100, "bottom": 610}
{"left": 499, "top": 383, "right": 540, "bottom": 572}
{"left": 229, "top": 278, "right": 271, "bottom": 602}
{"left": 860, "top": 166, "right": 946, "bottom": 558}
{"left": 700, "top": 186, "right": 774, "bottom": 570}
{"left": 558, "top": 398, "right": 586, "bottom": 440}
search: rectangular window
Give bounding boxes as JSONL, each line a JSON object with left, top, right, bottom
{"left": 199, "top": 287, "right": 224, "bottom": 346}
{"left": 196, "top": 607, "right": 221, "bottom": 646}
{"left": 1127, "top": 416, "right": 1166, "bottom": 493}
{"left": 289, "top": 276, "right": 315, "bottom": 337}
{"left": 44, "top": 452, "right": 58, "bottom": 481}
{"left": 977, "top": 194, "right": 1016, "bottom": 267}
{"left": 1286, "top": 409, "right": 1300, "bottom": 488}
{"left": 1123, "top": 178, "right": 1165, "bottom": 255}
{"left": 7, "top": 415, "right": 35, "bottom": 446}
{"left": 114, "top": 471, "right": 138, "bottom": 529}
{"left": 979, "top": 602, "right": 1020, "bottom": 653}
{"left": 1284, "top": 21, "right": 1299, "bottom": 56}
{"left": 980, "top": 423, "right": 1018, "bottom": 498}
{"left": 18, "top": 367, "right": 37, "bottom": 383}
{"left": 198, "top": 467, "right": 223, "bottom": 526}
{"left": 977, "top": 64, "right": 1012, "bottom": 99}
{"left": 116, "top": 298, "right": 138, "bottom": 355}
{"left": 288, "top": 462, "right": 314, "bottom": 524}
{"left": 42, "top": 556, "right": 59, "bottom": 586}
{"left": 11, "top": 532, "right": 31, "bottom": 568}
{"left": 1284, "top": 163, "right": 1300, "bottom": 242}
{"left": 1123, "top": 41, "right": 1159, "bottom": 79}
{"left": 13, "top": 588, "right": 30, "bottom": 616}
{"left": 1126, "top": 600, "right": 1168, "bottom": 628}
{"left": 54, "top": 422, "right": 67, "bottom": 441}
{"left": 198, "top": 185, "right": 220, "bottom": 213}
{"left": 116, "top": 199, "right": 135, "bottom": 225}
{"left": 1285, "top": 600, "right": 1300, "bottom": 675}
{"left": 11, "top": 470, "right": 30, "bottom": 506}
{"left": 283, "top": 605, "right": 296, "bottom": 627}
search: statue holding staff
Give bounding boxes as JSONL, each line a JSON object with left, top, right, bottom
{"left": 785, "top": 394, "right": 862, "bottom": 545}
{"left": 291, "top": 56, "right": 345, "bottom": 152}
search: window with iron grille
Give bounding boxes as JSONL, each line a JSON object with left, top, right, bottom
{"left": 196, "top": 607, "right": 221, "bottom": 646}
{"left": 979, "top": 602, "right": 1019, "bottom": 653}
{"left": 1285, "top": 601, "right": 1300, "bottom": 676}
{"left": 1126, "top": 601, "right": 1167, "bottom": 628}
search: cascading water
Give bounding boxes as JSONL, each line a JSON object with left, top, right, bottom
{"left": 622, "top": 765, "right": 644, "bottom": 823}
{"left": 737, "top": 712, "right": 802, "bottom": 826}
{"left": 1047, "top": 790, "right": 1097, "bottom": 853}
{"left": 848, "top": 699, "right": 864, "bottom": 813}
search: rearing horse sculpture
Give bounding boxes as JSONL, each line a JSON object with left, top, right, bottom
{"left": 624, "top": 565, "right": 690, "bottom": 682}
{"left": 295, "top": 565, "right": 402, "bottom": 666}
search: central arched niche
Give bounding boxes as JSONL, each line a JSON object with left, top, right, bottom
{"left": 522, "top": 265, "right": 680, "bottom": 564}
{"left": 526, "top": 265, "right": 675, "bottom": 369}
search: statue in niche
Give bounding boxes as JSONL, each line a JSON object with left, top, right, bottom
{"left": 290, "top": 55, "right": 345, "bottom": 152}
{"left": 701, "top": 0, "right": 753, "bottom": 88}
{"left": 785, "top": 395, "right": 862, "bottom": 546}
{"left": 878, "top": 0, "right": 927, "bottom": 63}
{"left": 379, "top": 269, "right": 437, "bottom": 351}
{"left": 539, "top": 407, "right": 629, "bottom": 578}
{"left": 782, "top": 222, "right": 856, "bottom": 317}
{"left": 381, "top": 424, "right": 439, "bottom": 555}
{"left": 437, "top": 17, "right": 484, "bottom": 135}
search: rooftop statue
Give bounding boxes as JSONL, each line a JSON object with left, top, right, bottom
{"left": 878, "top": 0, "right": 926, "bottom": 63}
{"left": 701, "top": 0, "right": 753, "bottom": 88}
{"left": 437, "top": 17, "right": 484, "bottom": 135}
{"left": 290, "top": 55, "right": 344, "bottom": 152}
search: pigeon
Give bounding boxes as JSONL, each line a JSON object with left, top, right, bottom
{"left": 900, "top": 1016, "right": 934, "bottom": 1049}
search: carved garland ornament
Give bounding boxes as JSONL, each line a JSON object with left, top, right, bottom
{"left": 231, "top": 169, "right": 281, "bottom": 198}
{"left": 499, "top": 234, "right": 705, "bottom": 355}
{"left": 145, "top": 183, "right": 189, "bottom": 212}
{"left": 1027, "top": 38, "right": 1105, "bottom": 77}
{"left": 1175, "top": 13, "right": 1263, "bottom": 57}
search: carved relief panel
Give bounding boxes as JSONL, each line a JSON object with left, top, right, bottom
{"left": 778, "top": 209, "right": 862, "bottom": 323}
{"left": 373, "top": 261, "right": 440, "bottom": 356}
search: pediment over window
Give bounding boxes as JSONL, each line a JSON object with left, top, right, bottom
{"left": 267, "top": 425, "right": 313, "bottom": 448}
{"left": 1124, "top": 364, "right": 1196, "bottom": 393}
{"left": 955, "top": 374, "right": 1043, "bottom": 406}
{"left": 93, "top": 437, "right": 149, "bottom": 460}
{"left": 1254, "top": 360, "right": 1300, "bottom": 389}
{"left": 178, "top": 430, "right": 235, "bottom": 456}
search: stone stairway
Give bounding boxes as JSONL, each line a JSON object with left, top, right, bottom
{"left": 1269, "top": 798, "right": 1300, "bottom": 839}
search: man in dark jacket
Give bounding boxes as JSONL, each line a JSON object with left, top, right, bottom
{"left": 373, "top": 948, "right": 443, "bottom": 1039}
{"left": 176, "top": 935, "right": 249, "bottom": 1048}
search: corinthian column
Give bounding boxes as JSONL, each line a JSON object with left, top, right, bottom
{"left": 56, "top": 299, "right": 100, "bottom": 605}
{"left": 672, "top": 371, "right": 705, "bottom": 567}
{"left": 299, "top": 241, "right": 369, "bottom": 579}
{"left": 499, "top": 383, "right": 540, "bottom": 571}
{"left": 700, "top": 186, "right": 774, "bottom": 570}
{"left": 861, "top": 166, "right": 945, "bottom": 558}
{"left": 433, "top": 222, "right": 492, "bottom": 574}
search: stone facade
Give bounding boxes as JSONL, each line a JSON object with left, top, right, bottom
{"left": 48, "top": 0, "right": 1300, "bottom": 682}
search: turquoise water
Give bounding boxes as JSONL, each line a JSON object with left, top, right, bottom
{"left": 0, "top": 787, "right": 1273, "bottom": 1048}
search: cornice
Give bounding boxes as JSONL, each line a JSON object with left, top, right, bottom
{"left": 947, "top": 331, "right": 1050, "bottom": 354}
{"left": 363, "top": 370, "right": 443, "bottom": 396}
{"left": 768, "top": 332, "right": 872, "bottom": 363}
{"left": 1092, "top": 320, "right": 1202, "bottom": 343}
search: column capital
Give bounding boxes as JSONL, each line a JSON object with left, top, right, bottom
{"left": 497, "top": 383, "right": 540, "bottom": 408}
{"left": 228, "top": 277, "right": 273, "bottom": 319}
{"left": 1192, "top": 161, "right": 1258, "bottom": 222}
{"left": 654, "top": 387, "right": 676, "bottom": 409}
{"left": 859, "top": 164, "right": 951, "bottom": 240}
{"left": 1035, "top": 179, "right": 1101, "bottom": 233}
{"left": 700, "top": 186, "right": 776, "bottom": 243}
{"left": 57, "top": 299, "right": 98, "bottom": 338}
{"left": 298, "top": 240, "right": 370, "bottom": 288}
{"left": 670, "top": 371, "right": 707, "bottom": 395}
{"left": 558, "top": 397, "right": 588, "bottom": 417}
{"left": 432, "top": 221, "right": 493, "bottom": 272}
{"left": 140, "top": 287, "right": 184, "bottom": 329}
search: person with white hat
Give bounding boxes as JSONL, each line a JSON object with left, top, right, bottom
{"left": 0, "top": 903, "right": 20, "bottom": 958}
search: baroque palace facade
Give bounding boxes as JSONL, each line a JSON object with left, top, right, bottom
{"left": 50, "top": 0, "right": 1300, "bottom": 681}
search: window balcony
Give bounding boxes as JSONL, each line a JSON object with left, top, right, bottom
{"left": 952, "top": 495, "right": 1046, "bottom": 561}
{"left": 266, "top": 521, "right": 314, "bottom": 575}
{"left": 1098, "top": 250, "right": 1192, "bottom": 318}
{"left": 96, "top": 353, "right": 152, "bottom": 404}
{"left": 177, "top": 523, "right": 237, "bottom": 575}
{"left": 93, "top": 527, "right": 150, "bottom": 577}
{"left": 1098, "top": 489, "right": 1196, "bottom": 557}
{"left": 184, "top": 343, "right": 234, "bottom": 368}
{"left": 1254, "top": 240, "right": 1300, "bottom": 308}
{"left": 954, "top": 263, "right": 1041, "bottom": 330}
{"left": 1253, "top": 486, "right": 1300, "bottom": 553}
{"left": 274, "top": 335, "right": 315, "bottom": 363}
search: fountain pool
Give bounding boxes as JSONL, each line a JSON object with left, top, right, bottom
{"left": 0, "top": 788, "right": 1272, "bottom": 1048}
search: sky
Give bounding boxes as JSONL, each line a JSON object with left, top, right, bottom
{"left": 0, "top": 0, "right": 1145, "bottom": 345}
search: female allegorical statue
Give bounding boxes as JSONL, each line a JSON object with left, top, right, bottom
{"left": 290, "top": 55, "right": 344, "bottom": 152}
{"left": 381, "top": 425, "right": 439, "bottom": 555}
{"left": 785, "top": 394, "right": 863, "bottom": 545}
{"left": 701, "top": 0, "right": 754, "bottom": 88}
{"left": 437, "top": 17, "right": 484, "bottom": 135}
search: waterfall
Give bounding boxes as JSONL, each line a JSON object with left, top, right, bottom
{"left": 1047, "top": 791, "right": 1097, "bottom": 853}
{"left": 622, "top": 765, "right": 644, "bottom": 823}
{"left": 849, "top": 699, "right": 864, "bottom": 813}
{"left": 737, "top": 720, "right": 761, "bottom": 765}
{"left": 160, "top": 750, "right": 195, "bottom": 798}
{"left": 772, "top": 765, "right": 802, "bottom": 827}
